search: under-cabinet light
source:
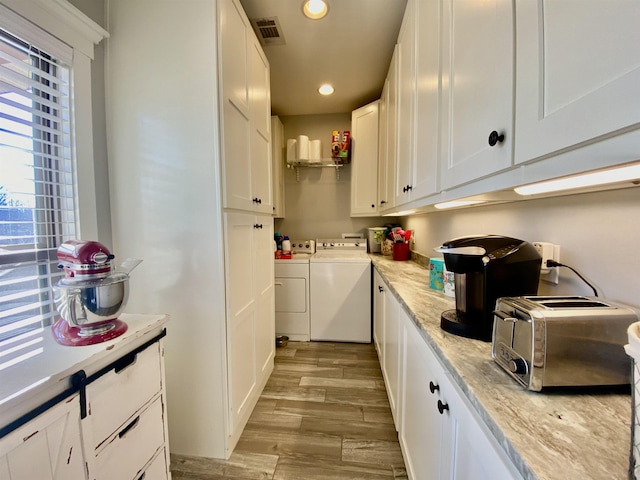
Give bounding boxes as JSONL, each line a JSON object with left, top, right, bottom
{"left": 303, "top": 0, "right": 328, "bottom": 19}
{"left": 384, "top": 210, "right": 416, "bottom": 216}
{"left": 434, "top": 200, "right": 486, "bottom": 210}
{"left": 514, "top": 163, "right": 640, "bottom": 196}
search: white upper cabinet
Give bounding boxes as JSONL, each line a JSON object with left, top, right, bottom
{"left": 412, "top": 0, "right": 440, "bottom": 200}
{"left": 394, "top": 0, "right": 417, "bottom": 206}
{"left": 271, "top": 116, "right": 285, "bottom": 218}
{"left": 379, "top": 48, "right": 398, "bottom": 211}
{"left": 220, "top": 0, "right": 272, "bottom": 213}
{"left": 440, "top": 0, "right": 514, "bottom": 190}
{"left": 351, "top": 101, "right": 380, "bottom": 216}
{"left": 514, "top": 0, "right": 640, "bottom": 165}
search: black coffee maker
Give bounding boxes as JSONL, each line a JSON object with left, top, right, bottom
{"left": 436, "top": 235, "right": 541, "bottom": 341}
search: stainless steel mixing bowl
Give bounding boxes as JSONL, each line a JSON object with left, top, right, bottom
{"left": 54, "top": 272, "right": 129, "bottom": 328}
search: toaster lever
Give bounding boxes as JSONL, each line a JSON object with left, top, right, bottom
{"left": 494, "top": 310, "right": 518, "bottom": 322}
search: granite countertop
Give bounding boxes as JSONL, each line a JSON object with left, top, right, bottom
{"left": 0, "top": 313, "right": 169, "bottom": 432}
{"left": 370, "top": 254, "right": 631, "bottom": 480}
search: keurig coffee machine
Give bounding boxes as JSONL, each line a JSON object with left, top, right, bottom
{"left": 436, "top": 235, "right": 541, "bottom": 341}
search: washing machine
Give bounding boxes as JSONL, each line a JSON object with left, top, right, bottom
{"left": 274, "top": 240, "right": 314, "bottom": 341}
{"left": 310, "top": 239, "right": 371, "bottom": 343}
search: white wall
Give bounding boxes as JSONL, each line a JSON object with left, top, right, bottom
{"left": 275, "top": 113, "right": 389, "bottom": 240}
{"left": 404, "top": 187, "right": 640, "bottom": 307}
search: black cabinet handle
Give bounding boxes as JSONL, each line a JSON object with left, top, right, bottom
{"left": 253, "top": 224, "right": 263, "bottom": 229}
{"left": 378, "top": 285, "right": 384, "bottom": 292}
{"left": 488, "top": 130, "right": 505, "bottom": 147}
{"left": 118, "top": 416, "right": 140, "bottom": 438}
{"left": 252, "top": 197, "right": 262, "bottom": 204}
{"left": 437, "top": 400, "right": 449, "bottom": 415}
{"left": 429, "top": 381, "right": 439, "bottom": 394}
{"left": 380, "top": 200, "right": 387, "bottom": 205}
{"left": 403, "top": 185, "right": 413, "bottom": 193}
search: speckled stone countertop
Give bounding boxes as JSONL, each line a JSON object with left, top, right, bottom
{"left": 371, "top": 254, "right": 631, "bottom": 480}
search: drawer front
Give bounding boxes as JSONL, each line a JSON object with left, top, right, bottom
{"left": 87, "top": 342, "right": 162, "bottom": 449}
{"left": 139, "top": 448, "right": 169, "bottom": 480}
{"left": 94, "top": 396, "right": 165, "bottom": 480}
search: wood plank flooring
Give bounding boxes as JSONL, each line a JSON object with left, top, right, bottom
{"left": 171, "top": 341, "right": 408, "bottom": 480}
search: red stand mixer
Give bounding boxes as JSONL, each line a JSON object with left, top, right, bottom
{"left": 52, "top": 240, "right": 132, "bottom": 346}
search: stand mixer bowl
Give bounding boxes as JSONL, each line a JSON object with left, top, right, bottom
{"left": 53, "top": 272, "right": 129, "bottom": 344}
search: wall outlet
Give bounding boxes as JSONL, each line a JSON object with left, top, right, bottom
{"left": 532, "top": 242, "right": 560, "bottom": 284}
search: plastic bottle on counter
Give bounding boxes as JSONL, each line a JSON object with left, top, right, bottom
{"left": 282, "top": 236, "right": 291, "bottom": 254}
{"left": 274, "top": 232, "right": 283, "bottom": 251}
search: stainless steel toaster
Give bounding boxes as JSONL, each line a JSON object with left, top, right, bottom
{"left": 492, "top": 296, "right": 638, "bottom": 391}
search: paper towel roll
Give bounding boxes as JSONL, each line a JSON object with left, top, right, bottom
{"left": 309, "top": 139, "right": 322, "bottom": 163}
{"left": 296, "top": 135, "right": 309, "bottom": 162}
{"left": 286, "top": 139, "right": 297, "bottom": 165}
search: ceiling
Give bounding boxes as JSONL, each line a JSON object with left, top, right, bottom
{"left": 239, "top": 0, "right": 408, "bottom": 117}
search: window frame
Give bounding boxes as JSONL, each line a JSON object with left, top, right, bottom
{"left": 0, "top": 1, "right": 108, "bottom": 343}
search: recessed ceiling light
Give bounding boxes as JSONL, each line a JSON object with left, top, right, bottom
{"left": 303, "top": 0, "right": 328, "bottom": 20}
{"left": 318, "top": 84, "right": 334, "bottom": 95}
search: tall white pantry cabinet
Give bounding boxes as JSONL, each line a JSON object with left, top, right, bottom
{"left": 106, "top": 0, "right": 274, "bottom": 459}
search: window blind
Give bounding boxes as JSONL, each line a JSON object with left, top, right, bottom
{"left": 0, "top": 22, "right": 76, "bottom": 352}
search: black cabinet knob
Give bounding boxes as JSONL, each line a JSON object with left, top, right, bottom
{"left": 371, "top": 204, "right": 375, "bottom": 208}
{"left": 380, "top": 200, "right": 387, "bottom": 205}
{"left": 488, "top": 130, "right": 505, "bottom": 147}
{"left": 429, "top": 381, "right": 439, "bottom": 394}
{"left": 437, "top": 400, "right": 449, "bottom": 415}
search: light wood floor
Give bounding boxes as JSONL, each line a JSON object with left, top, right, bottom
{"left": 171, "top": 341, "right": 408, "bottom": 480}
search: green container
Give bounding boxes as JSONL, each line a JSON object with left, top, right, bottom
{"left": 429, "top": 258, "right": 445, "bottom": 290}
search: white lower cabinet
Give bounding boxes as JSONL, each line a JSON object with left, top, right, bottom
{"left": 0, "top": 393, "right": 85, "bottom": 480}
{"left": 0, "top": 336, "right": 170, "bottom": 480}
{"left": 401, "top": 317, "right": 446, "bottom": 480}
{"left": 381, "top": 283, "right": 403, "bottom": 425}
{"left": 373, "top": 270, "right": 386, "bottom": 362}
{"left": 85, "top": 339, "right": 170, "bottom": 480}
{"left": 225, "top": 212, "right": 275, "bottom": 439}
{"left": 374, "top": 273, "right": 523, "bottom": 480}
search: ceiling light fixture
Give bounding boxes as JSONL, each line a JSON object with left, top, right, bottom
{"left": 434, "top": 200, "right": 486, "bottom": 210}
{"left": 318, "top": 84, "right": 334, "bottom": 95}
{"left": 303, "top": 0, "right": 328, "bottom": 20}
{"left": 514, "top": 163, "right": 640, "bottom": 196}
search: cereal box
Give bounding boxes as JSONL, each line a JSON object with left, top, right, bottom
{"left": 331, "top": 130, "right": 350, "bottom": 163}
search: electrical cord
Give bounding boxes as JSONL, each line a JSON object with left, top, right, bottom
{"left": 545, "top": 260, "right": 599, "bottom": 297}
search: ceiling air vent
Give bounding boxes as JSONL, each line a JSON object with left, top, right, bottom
{"left": 250, "top": 16, "right": 286, "bottom": 46}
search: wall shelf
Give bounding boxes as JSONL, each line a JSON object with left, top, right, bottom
{"left": 288, "top": 159, "right": 346, "bottom": 181}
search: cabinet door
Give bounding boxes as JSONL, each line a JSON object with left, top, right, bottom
{"left": 380, "top": 47, "right": 398, "bottom": 211}
{"left": 382, "top": 291, "right": 402, "bottom": 427}
{"left": 350, "top": 101, "right": 380, "bottom": 216}
{"left": 394, "top": 0, "right": 416, "bottom": 206}
{"left": 0, "top": 394, "right": 85, "bottom": 480}
{"left": 271, "top": 116, "right": 285, "bottom": 218}
{"left": 254, "top": 215, "right": 274, "bottom": 378}
{"left": 401, "top": 319, "right": 447, "bottom": 480}
{"left": 220, "top": 0, "right": 252, "bottom": 211}
{"left": 249, "top": 40, "right": 272, "bottom": 213}
{"left": 442, "top": 375, "right": 523, "bottom": 480}
{"left": 440, "top": 0, "right": 514, "bottom": 189}
{"left": 225, "top": 212, "right": 257, "bottom": 433}
{"left": 515, "top": 0, "right": 640, "bottom": 165}
{"left": 411, "top": 0, "right": 440, "bottom": 200}
{"left": 372, "top": 269, "right": 386, "bottom": 359}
